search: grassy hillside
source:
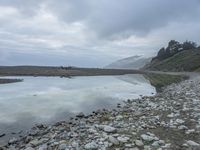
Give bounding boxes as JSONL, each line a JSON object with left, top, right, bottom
{"left": 144, "top": 73, "right": 188, "bottom": 92}
{"left": 145, "top": 49, "right": 200, "bottom": 72}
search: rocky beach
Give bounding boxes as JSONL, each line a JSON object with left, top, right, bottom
{"left": 1, "top": 75, "right": 200, "bottom": 150}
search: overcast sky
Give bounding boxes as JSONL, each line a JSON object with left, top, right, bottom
{"left": 0, "top": 0, "right": 200, "bottom": 67}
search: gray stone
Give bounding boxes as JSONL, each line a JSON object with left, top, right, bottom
{"left": 84, "top": 141, "right": 98, "bottom": 149}
{"left": 125, "top": 144, "right": 132, "bottom": 148}
{"left": 38, "top": 144, "right": 48, "bottom": 150}
{"left": 175, "top": 119, "right": 185, "bottom": 124}
{"left": 117, "top": 137, "right": 130, "bottom": 143}
{"left": 103, "top": 126, "right": 117, "bottom": 133}
{"left": 152, "top": 141, "right": 160, "bottom": 147}
{"left": 116, "top": 115, "right": 123, "bottom": 121}
{"left": 178, "top": 125, "right": 188, "bottom": 130}
{"left": 29, "top": 139, "right": 48, "bottom": 147}
{"left": 135, "top": 140, "right": 144, "bottom": 147}
{"left": 58, "top": 143, "right": 67, "bottom": 150}
{"left": 8, "top": 137, "right": 18, "bottom": 144}
{"left": 186, "top": 129, "right": 195, "bottom": 134}
{"left": 108, "top": 136, "right": 119, "bottom": 145}
{"left": 71, "top": 141, "right": 79, "bottom": 148}
{"left": 186, "top": 140, "right": 200, "bottom": 146}
{"left": 141, "top": 134, "right": 155, "bottom": 142}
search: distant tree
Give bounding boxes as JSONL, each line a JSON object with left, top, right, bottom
{"left": 152, "top": 40, "right": 199, "bottom": 62}
{"left": 168, "top": 40, "right": 179, "bottom": 48}
{"left": 167, "top": 40, "right": 182, "bottom": 54}
{"left": 157, "top": 47, "right": 166, "bottom": 60}
{"left": 182, "top": 41, "right": 197, "bottom": 50}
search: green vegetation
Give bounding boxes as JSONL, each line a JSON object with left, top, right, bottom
{"left": 144, "top": 40, "right": 200, "bottom": 72}
{"left": 196, "top": 67, "right": 200, "bottom": 72}
{"left": 144, "top": 73, "right": 188, "bottom": 92}
{"left": 153, "top": 40, "right": 197, "bottom": 61}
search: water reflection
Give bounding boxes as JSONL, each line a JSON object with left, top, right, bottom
{"left": 0, "top": 75, "right": 155, "bottom": 143}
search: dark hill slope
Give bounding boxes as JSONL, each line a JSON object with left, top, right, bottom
{"left": 145, "top": 49, "right": 200, "bottom": 72}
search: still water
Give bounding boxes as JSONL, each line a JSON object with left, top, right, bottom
{"left": 0, "top": 74, "right": 155, "bottom": 142}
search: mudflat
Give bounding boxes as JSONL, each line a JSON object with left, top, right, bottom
{"left": 0, "top": 78, "right": 23, "bottom": 84}
{"left": 0, "top": 66, "right": 144, "bottom": 77}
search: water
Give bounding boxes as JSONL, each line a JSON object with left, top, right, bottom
{"left": 0, "top": 74, "right": 155, "bottom": 143}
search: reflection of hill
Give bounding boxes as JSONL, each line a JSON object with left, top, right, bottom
{"left": 116, "top": 74, "right": 151, "bottom": 85}
{"left": 105, "top": 56, "right": 151, "bottom": 69}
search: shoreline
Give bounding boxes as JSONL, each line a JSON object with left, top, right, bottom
{"left": 0, "top": 78, "right": 23, "bottom": 84}
{"left": 1, "top": 75, "right": 200, "bottom": 149}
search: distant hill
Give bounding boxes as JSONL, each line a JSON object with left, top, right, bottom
{"left": 144, "top": 40, "right": 200, "bottom": 72}
{"left": 105, "top": 56, "right": 151, "bottom": 69}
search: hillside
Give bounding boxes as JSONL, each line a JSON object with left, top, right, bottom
{"left": 144, "top": 40, "right": 200, "bottom": 72}
{"left": 105, "top": 56, "right": 151, "bottom": 69}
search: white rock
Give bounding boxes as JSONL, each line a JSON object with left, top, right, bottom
{"left": 88, "top": 128, "right": 97, "bottom": 134}
{"left": 178, "top": 125, "right": 188, "bottom": 130}
{"left": 8, "top": 137, "right": 18, "bottom": 144}
{"left": 132, "top": 132, "right": 137, "bottom": 135}
{"left": 141, "top": 134, "right": 155, "bottom": 142}
{"left": 135, "top": 140, "right": 144, "bottom": 147}
{"left": 176, "top": 119, "right": 185, "bottom": 124}
{"left": 116, "top": 115, "right": 123, "bottom": 121}
{"left": 84, "top": 141, "right": 98, "bottom": 149}
{"left": 108, "top": 136, "right": 119, "bottom": 145}
{"left": 152, "top": 141, "right": 160, "bottom": 147}
{"left": 38, "top": 144, "right": 48, "bottom": 150}
{"left": 117, "top": 137, "right": 130, "bottom": 143}
{"left": 182, "top": 143, "right": 188, "bottom": 147}
{"left": 103, "top": 125, "right": 117, "bottom": 133}
{"left": 125, "top": 144, "right": 132, "bottom": 147}
{"left": 186, "top": 140, "right": 200, "bottom": 146}
{"left": 167, "top": 113, "right": 175, "bottom": 118}
{"left": 185, "top": 129, "right": 195, "bottom": 134}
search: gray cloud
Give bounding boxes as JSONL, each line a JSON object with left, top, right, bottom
{"left": 2, "top": 0, "right": 200, "bottom": 38}
{"left": 0, "top": 0, "right": 42, "bottom": 16}
{"left": 47, "top": 0, "right": 200, "bottom": 38}
{"left": 0, "top": 0, "right": 200, "bottom": 66}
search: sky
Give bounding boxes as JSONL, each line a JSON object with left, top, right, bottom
{"left": 0, "top": 0, "right": 200, "bottom": 67}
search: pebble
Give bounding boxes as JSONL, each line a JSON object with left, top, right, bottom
{"left": 108, "top": 136, "right": 119, "bottom": 145}
{"left": 84, "top": 141, "right": 98, "bottom": 149}
{"left": 103, "top": 125, "right": 117, "bottom": 133}
{"left": 135, "top": 140, "right": 144, "bottom": 147}
{"left": 117, "top": 136, "right": 130, "bottom": 143}
{"left": 58, "top": 143, "right": 68, "bottom": 150}
{"left": 8, "top": 137, "right": 18, "bottom": 144}
{"left": 186, "top": 140, "right": 200, "bottom": 146}
{"left": 141, "top": 134, "right": 155, "bottom": 142}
